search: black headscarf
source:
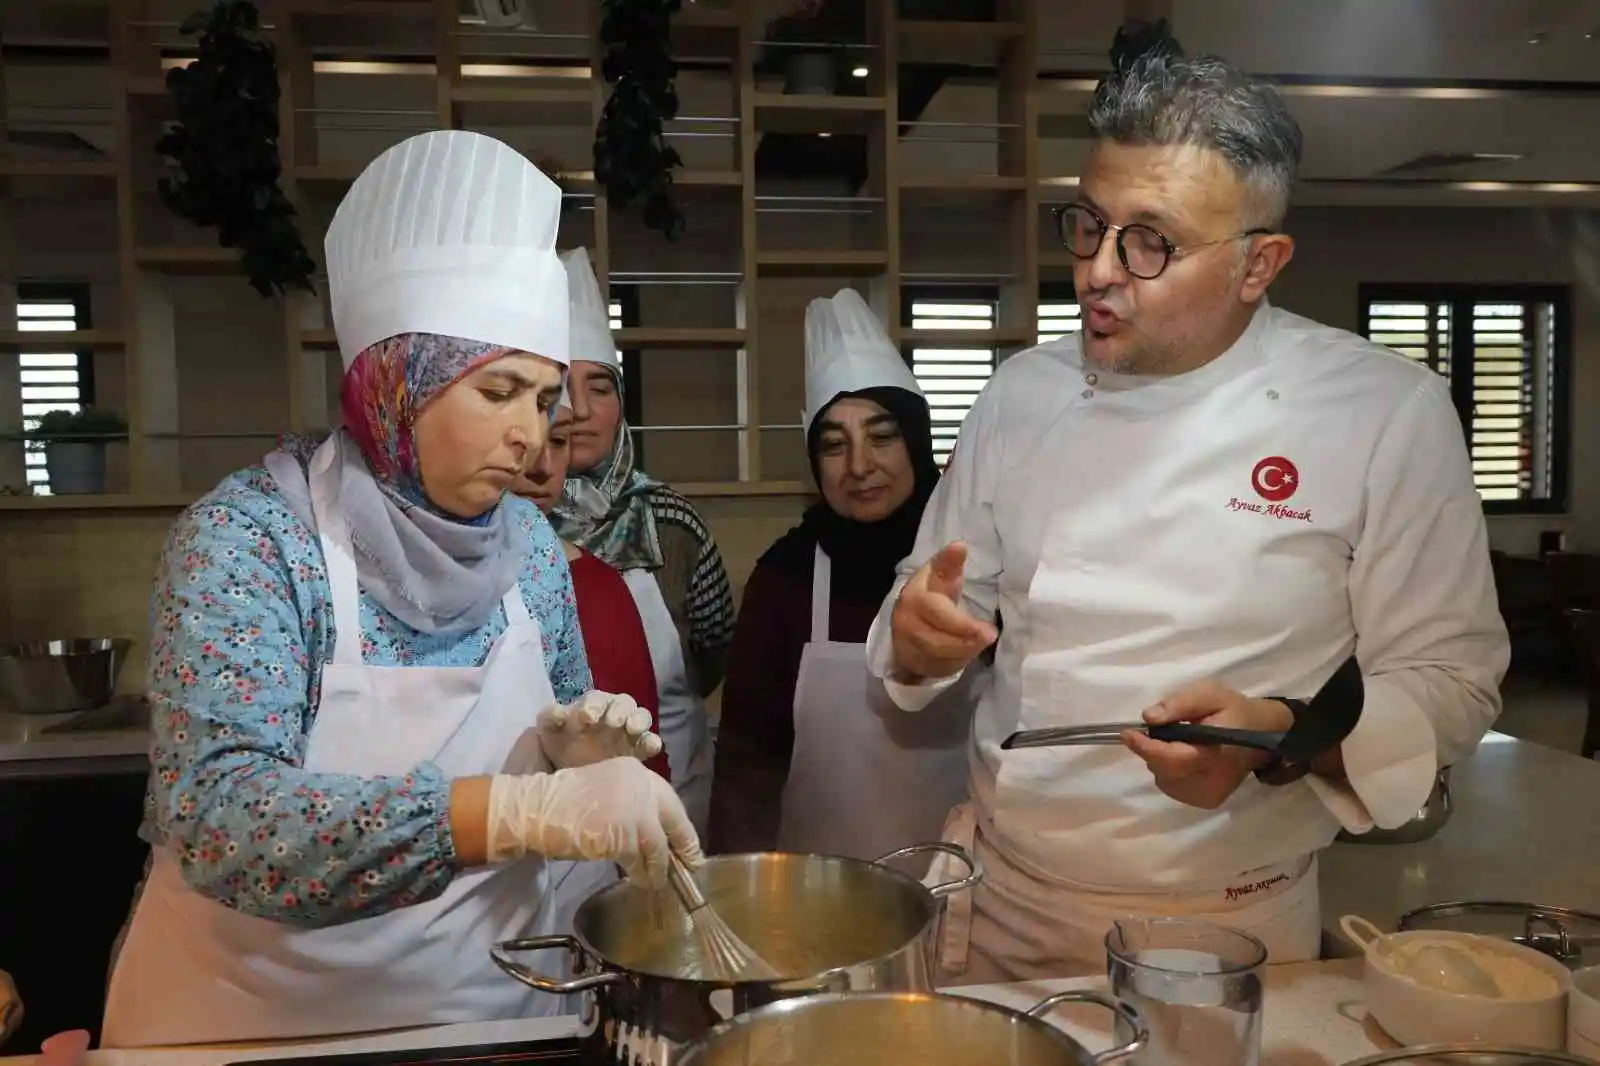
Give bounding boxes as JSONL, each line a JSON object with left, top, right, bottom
{"left": 759, "top": 385, "right": 941, "bottom": 606}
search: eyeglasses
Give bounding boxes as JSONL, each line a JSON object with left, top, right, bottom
{"left": 1052, "top": 203, "right": 1273, "bottom": 280}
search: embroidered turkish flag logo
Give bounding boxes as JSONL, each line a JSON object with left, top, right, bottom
{"left": 1251, "top": 456, "right": 1299, "bottom": 503}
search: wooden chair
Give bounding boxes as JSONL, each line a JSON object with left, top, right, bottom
{"left": 1566, "top": 608, "right": 1600, "bottom": 759}
{"left": 1545, "top": 551, "right": 1600, "bottom": 606}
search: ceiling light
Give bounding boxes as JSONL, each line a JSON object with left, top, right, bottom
{"left": 818, "top": 132, "right": 832, "bottom": 138}
{"left": 1378, "top": 151, "right": 1527, "bottom": 176}
{"left": 852, "top": 67, "right": 869, "bottom": 78}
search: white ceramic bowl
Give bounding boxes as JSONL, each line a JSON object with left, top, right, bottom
{"left": 1341, "top": 915, "right": 1573, "bottom": 1049}
{"left": 1568, "top": 964, "right": 1600, "bottom": 1057}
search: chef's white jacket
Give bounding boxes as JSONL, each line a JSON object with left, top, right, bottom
{"left": 866, "top": 300, "right": 1509, "bottom": 892}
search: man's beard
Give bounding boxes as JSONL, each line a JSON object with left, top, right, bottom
{"left": 1084, "top": 329, "right": 1183, "bottom": 376}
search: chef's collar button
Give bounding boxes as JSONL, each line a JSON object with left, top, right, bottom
{"left": 1266, "top": 388, "right": 1280, "bottom": 400}
{"left": 1085, "top": 372, "right": 1099, "bottom": 386}
{"left": 1081, "top": 388, "right": 1094, "bottom": 399}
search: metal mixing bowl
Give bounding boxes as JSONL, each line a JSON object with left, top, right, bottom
{"left": 0, "top": 638, "right": 132, "bottom": 715}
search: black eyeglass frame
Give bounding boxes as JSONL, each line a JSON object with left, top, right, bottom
{"left": 1052, "top": 203, "right": 1275, "bottom": 280}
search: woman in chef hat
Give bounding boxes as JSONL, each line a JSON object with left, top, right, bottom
{"left": 513, "top": 383, "right": 670, "bottom": 782}
{"left": 101, "top": 131, "right": 699, "bottom": 1049}
{"left": 707, "top": 288, "right": 980, "bottom": 861}
{"left": 550, "top": 248, "right": 734, "bottom": 836}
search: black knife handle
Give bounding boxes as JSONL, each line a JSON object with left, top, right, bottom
{"left": 1145, "top": 722, "right": 1286, "bottom": 755}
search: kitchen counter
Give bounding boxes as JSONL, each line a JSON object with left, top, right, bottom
{"left": 0, "top": 959, "right": 1393, "bottom": 1066}
{"left": 0, "top": 699, "right": 149, "bottom": 780}
{"left": 0, "top": 729, "right": 1588, "bottom": 1058}
{"left": 1320, "top": 730, "right": 1600, "bottom": 941}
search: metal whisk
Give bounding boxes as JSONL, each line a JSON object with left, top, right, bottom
{"left": 666, "top": 852, "right": 781, "bottom": 982}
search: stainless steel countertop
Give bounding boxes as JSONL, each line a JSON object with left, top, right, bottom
{"left": 1320, "top": 730, "right": 1599, "bottom": 942}
{"left": 0, "top": 697, "right": 149, "bottom": 778}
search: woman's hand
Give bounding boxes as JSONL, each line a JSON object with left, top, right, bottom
{"left": 484, "top": 760, "right": 702, "bottom": 887}
{"left": 537, "top": 691, "right": 663, "bottom": 769}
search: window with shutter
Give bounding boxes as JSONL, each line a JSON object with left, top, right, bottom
{"left": 900, "top": 291, "right": 997, "bottom": 465}
{"left": 606, "top": 284, "right": 644, "bottom": 462}
{"left": 1362, "top": 300, "right": 1452, "bottom": 381}
{"left": 15, "top": 282, "right": 95, "bottom": 497}
{"left": 1038, "top": 301, "right": 1082, "bottom": 345}
{"left": 1360, "top": 285, "right": 1569, "bottom": 513}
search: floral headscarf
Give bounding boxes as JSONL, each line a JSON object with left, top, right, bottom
{"left": 269, "top": 332, "right": 533, "bottom": 634}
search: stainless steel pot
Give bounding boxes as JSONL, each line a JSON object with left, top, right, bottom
{"left": 1337, "top": 767, "right": 1452, "bottom": 844}
{"left": 492, "top": 843, "right": 980, "bottom": 1064}
{"left": 676, "top": 989, "right": 1147, "bottom": 1066}
{"left": 1398, "top": 900, "right": 1600, "bottom": 970}
{"left": 1341, "top": 1045, "right": 1598, "bottom": 1064}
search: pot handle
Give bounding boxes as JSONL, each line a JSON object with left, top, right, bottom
{"left": 1024, "top": 990, "right": 1148, "bottom": 1065}
{"left": 1338, "top": 914, "right": 1386, "bottom": 955}
{"left": 491, "top": 935, "right": 622, "bottom": 994}
{"left": 872, "top": 842, "right": 983, "bottom": 899}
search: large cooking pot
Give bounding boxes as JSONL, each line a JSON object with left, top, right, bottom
{"left": 1398, "top": 901, "right": 1600, "bottom": 970}
{"left": 1337, "top": 767, "right": 1452, "bottom": 844}
{"left": 676, "top": 989, "right": 1147, "bottom": 1066}
{"left": 492, "top": 843, "right": 980, "bottom": 1064}
{"left": 1341, "top": 1046, "right": 1598, "bottom": 1064}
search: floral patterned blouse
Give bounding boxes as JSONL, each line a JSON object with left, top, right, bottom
{"left": 142, "top": 463, "right": 591, "bottom": 928}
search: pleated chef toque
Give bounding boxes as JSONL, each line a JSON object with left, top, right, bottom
{"left": 803, "top": 287, "right": 923, "bottom": 430}
{"left": 560, "top": 247, "right": 620, "bottom": 368}
{"left": 324, "top": 130, "right": 569, "bottom": 370}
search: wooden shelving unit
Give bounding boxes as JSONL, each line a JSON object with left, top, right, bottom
{"left": 0, "top": 0, "right": 1048, "bottom": 506}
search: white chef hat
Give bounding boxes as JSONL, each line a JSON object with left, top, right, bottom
{"left": 803, "top": 287, "right": 923, "bottom": 431}
{"left": 324, "top": 130, "right": 569, "bottom": 370}
{"left": 556, "top": 379, "right": 574, "bottom": 412}
{"left": 560, "top": 247, "right": 621, "bottom": 369}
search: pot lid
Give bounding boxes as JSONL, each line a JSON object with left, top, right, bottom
{"left": 677, "top": 991, "right": 1118, "bottom": 1066}
{"left": 1399, "top": 901, "right": 1600, "bottom": 962}
{"left": 1403, "top": 901, "right": 1600, "bottom": 924}
{"left": 1342, "top": 1046, "right": 1596, "bottom": 1065}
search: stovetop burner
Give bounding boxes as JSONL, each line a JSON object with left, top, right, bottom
{"left": 227, "top": 1037, "right": 582, "bottom": 1066}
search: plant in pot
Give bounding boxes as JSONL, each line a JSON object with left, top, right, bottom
{"left": 157, "top": 0, "right": 317, "bottom": 298}
{"left": 594, "top": 0, "right": 686, "bottom": 239}
{"left": 762, "top": 0, "right": 847, "bottom": 99}
{"left": 32, "top": 408, "right": 128, "bottom": 496}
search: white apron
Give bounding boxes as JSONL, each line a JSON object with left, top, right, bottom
{"left": 623, "top": 569, "right": 712, "bottom": 835}
{"left": 776, "top": 547, "right": 974, "bottom": 865}
{"left": 102, "top": 440, "right": 608, "bottom": 1047}
{"left": 923, "top": 797, "right": 1321, "bottom": 986}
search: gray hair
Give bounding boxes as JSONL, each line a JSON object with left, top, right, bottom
{"left": 1087, "top": 50, "right": 1303, "bottom": 228}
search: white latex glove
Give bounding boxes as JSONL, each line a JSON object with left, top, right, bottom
{"left": 486, "top": 759, "right": 703, "bottom": 888}
{"left": 537, "top": 691, "right": 664, "bottom": 769}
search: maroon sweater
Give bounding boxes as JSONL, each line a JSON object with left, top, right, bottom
{"left": 707, "top": 555, "right": 880, "bottom": 854}
{"left": 571, "top": 549, "right": 671, "bottom": 782}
